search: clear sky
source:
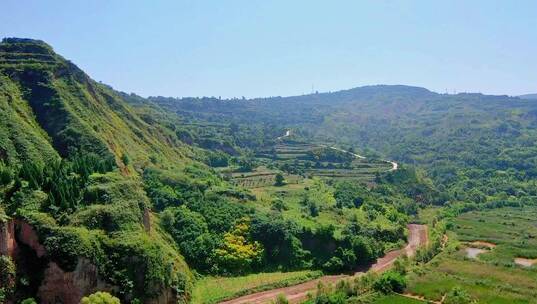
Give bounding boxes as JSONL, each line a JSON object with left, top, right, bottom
{"left": 1, "top": 0, "right": 536, "bottom": 98}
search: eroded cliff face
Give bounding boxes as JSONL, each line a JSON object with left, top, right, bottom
{"left": 13, "top": 220, "right": 116, "bottom": 304}
{"left": 5, "top": 220, "right": 116, "bottom": 304}
{"left": 16, "top": 220, "right": 45, "bottom": 257}
{"left": 38, "top": 260, "right": 117, "bottom": 304}
{"left": 1, "top": 219, "right": 178, "bottom": 304}
{"left": 0, "top": 219, "right": 16, "bottom": 257}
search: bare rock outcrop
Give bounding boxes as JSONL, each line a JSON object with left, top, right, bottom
{"left": 6, "top": 219, "right": 178, "bottom": 304}
{"left": 38, "top": 259, "right": 117, "bottom": 304}
{"left": 0, "top": 219, "right": 17, "bottom": 257}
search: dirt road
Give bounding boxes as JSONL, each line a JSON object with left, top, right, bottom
{"left": 276, "top": 130, "right": 291, "bottom": 140}
{"left": 219, "top": 224, "right": 428, "bottom": 304}
{"left": 316, "top": 142, "right": 397, "bottom": 172}
{"left": 275, "top": 130, "right": 398, "bottom": 171}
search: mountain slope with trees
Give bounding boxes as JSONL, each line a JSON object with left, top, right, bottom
{"left": 0, "top": 38, "right": 432, "bottom": 304}
{"left": 152, "top": 86, "right": 537, "bottom": 206}
{"left": 0, "top": 38, "right": 199, "bottom": 303}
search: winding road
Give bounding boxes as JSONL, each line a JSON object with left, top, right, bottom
{"left": 278, "top": 129, "right": 399, "bottom": 171}
{"left": 276, "top": 129, "right": 291, "bottom": 141}
{"left": 220, "top": 224, "right": 428, "bottom": 304}
{"left": 219, "top": 130, "right": 411, "bottom": 304}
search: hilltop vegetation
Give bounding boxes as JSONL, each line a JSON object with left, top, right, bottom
{"left": 519, "top": 93, "right": 537, "bottom": 100}
{"left": 152, "top": 85, "right": 537, "bottom": 209}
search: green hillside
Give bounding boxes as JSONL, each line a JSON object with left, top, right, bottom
{"left": 152, "top": 86, "right": 537, "bottom": 206}
{"left": 0, "top": 38, "right": 192, "bottom": 172}
{"left": 0, "top": 38, "right": 198, "bottom": 303}
{"left": 4, "top": 37, "right": 535, "bottom": 304}
{"left": 0, "top": 38, "right": 431, "bottom": 304}
{"left": 148, "top": 85, "right": 537, "bottom": 303}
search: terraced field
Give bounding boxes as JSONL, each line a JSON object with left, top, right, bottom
{"left": 230, "top": 166, "right": 302, "bottom": 188}
{"left": 238, "top": 140, "right": 391, "bottom": 189}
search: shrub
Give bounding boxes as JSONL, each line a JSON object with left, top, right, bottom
{"left": 0, "top": 256, "right": 16, "bottom": 297}
{"left": 322, "top": 256, "right": 344, "bottom": 272}
{"left": 81, "top": 291, "right": 121, "bottom": 304}
{"left": 121, "top": 154, "right": 130, "bottom": 166}
{"left": 372, "top": 270, "right": 406, "bottom": 293}
{"left": 275, "top": 294, "right": 289, "bottom": 304}
{"left": 271, "top": 198, "right": 288, "bottom": 211}
{"left": 274, "top": 173, "right": 285, "bottom": 186}
{"left": 444, "top": 287, "right": 473, "bottom": 304}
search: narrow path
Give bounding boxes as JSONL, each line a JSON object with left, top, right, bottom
{"left": 276, "top": 129, "right": 291, "bottom": 141}
{"left": 277, "top": 130, "right": 398, "bottom": 171}
{"left": 219, "top": 224, "right": 428, "bottom": 304}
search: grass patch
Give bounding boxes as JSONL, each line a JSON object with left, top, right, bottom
{"left": 407, "top": 205, "right": 537, "bottom": 304}
{"left": 191, "top": 270, "right": 322, "bottom": 304}
{"left": 373, "top": 294, "right": 426, "bottom": 304}
{"left": 452, "top": 205, "right": 537, "bottom": 264}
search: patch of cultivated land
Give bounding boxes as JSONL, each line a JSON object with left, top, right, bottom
{"left": 270, "top": 141, "right": 391, "bottom": 181}
{"left": 407, "top": 205, "right": 537, "bottom": 304}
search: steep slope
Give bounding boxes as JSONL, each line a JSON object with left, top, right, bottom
{"left": 0, "top": 38, "right": 188, "bottom": 172}
{"left": 0, "top": 72, "right": 60, "bottom": 166}
{"left": 0, "top": 38, "right": 194, "bottom": 304}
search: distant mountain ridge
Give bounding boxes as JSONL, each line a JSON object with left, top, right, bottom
{"left": 519, "top": 93, "right": 537, "bottom": 100}
{"left": 151, "top": 80, "right": 537, "bottom": 177}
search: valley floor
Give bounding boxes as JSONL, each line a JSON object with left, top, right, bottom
{"left": 218, "top": 224, "right": 428, "bottom": 304}
{"left": 407, "top": 205, "right": 537, "bottom": 303}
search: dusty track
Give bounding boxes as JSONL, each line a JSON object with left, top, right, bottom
{"left": 277, "top": 130, "right": 399, "bottom": 171}
{"left": 219, "top": 224, "right": 428, "bottom": 304}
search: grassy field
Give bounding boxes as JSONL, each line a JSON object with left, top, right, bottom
{"left": 406, "top": 205, "right": 537, "bottom": 304}
{"left": 373, "top": 294, "right": 426, "bottom": 304}
{"left": 191, "top": 270, "right": 322, "bottom": 304}
{"left": 453, "top": 205, "right": 537, "bottom": 263}
{"left": 247, "top": 177, "right": 359, "bottom": 235}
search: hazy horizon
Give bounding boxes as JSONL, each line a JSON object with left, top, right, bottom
{"left": 2, "top": 0, "right": 536, "bottom": 98}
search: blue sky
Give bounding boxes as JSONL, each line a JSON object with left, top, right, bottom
{"left": 1, "top": 0, "right": 536, "bottom": 98}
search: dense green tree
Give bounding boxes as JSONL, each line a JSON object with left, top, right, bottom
{"left": 274, "top": 173, "right": 285, "bottom": 186}
{"left": 333, "top": 181, "right": 366, "bottom": 208}
{"left": 250, "top": 214, "right": 310, "bottom": 268}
